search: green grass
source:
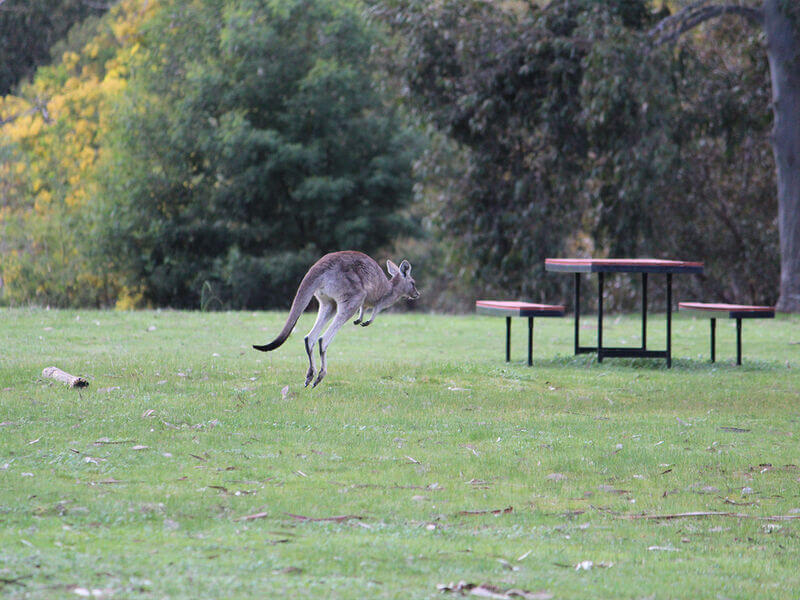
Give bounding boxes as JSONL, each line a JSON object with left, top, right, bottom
{"left": 1, "top": 307, "right": 799, "bottom": 599}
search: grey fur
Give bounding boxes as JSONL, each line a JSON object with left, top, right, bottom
{"left": 253, "top": 251, "right": 420, "bottom": 387}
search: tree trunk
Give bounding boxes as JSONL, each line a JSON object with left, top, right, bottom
{"left": 765, "top": 0, "right": 800, "bottom": 312}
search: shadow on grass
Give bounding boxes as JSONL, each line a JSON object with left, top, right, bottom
{"left": 495, "top": 354, "right": 787, "bottom": 372}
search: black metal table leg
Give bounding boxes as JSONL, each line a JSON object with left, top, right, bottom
{"left": 642, "top": 272, "right": 648, "bottom": 350}
{"left": 505, "top": 316, "right": 511, "bottom": 362}
{"left": 598, "top": 272, "right": 604, "bottom": 363}
{"left": 736, "top": 317, "right": 742, "bottom": 365}
{"left": 710, "top": 318, "right": 716, "bottom": 363}
{"left": 666, "top": 273, "right": 672, "bottom": 368}
{"left": 527, "top": 317, "right": 533, "bottom": 366}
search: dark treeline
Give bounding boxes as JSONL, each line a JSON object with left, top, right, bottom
{"left": 0, "top": 0, "right": 790, "bottom": 312}
{"left": 377, "top": 0, "right": 777, "bottom": 312}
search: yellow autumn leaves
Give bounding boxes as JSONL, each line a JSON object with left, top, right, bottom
{"left": 0, "top": 0, "right": 159, "bottom": 306}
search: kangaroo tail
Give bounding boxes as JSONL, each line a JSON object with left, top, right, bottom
{"left": 253, "top": 267, "right": 322, "bottom": 352}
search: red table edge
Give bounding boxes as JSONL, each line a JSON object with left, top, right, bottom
{"left": 545, "top": 258, "right": 704, "bottom": 273}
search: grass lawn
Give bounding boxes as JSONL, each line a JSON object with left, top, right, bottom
{"left": 1, "top": 307, "right": 799, "bottom": 599}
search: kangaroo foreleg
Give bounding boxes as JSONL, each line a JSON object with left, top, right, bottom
{"left": 353, "top": 304, "right": 364, "bottom": 325}
{"left": 360, "top": 301, "right": 388, "bottom": 327}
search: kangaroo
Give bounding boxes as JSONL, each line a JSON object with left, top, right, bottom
{"left": 253, "top": 251, "right": 420, "bottom": 387}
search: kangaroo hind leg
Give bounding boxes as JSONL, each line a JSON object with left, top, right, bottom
{"left": 304, "top": 297, "right": 335, "bottom": 387}
{"left": 313, "top": 295, "right": 364, "bottom": 388}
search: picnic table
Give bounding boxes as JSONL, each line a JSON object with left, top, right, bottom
{"left": 545, "top": 258, "right": 704, "bottom": 368}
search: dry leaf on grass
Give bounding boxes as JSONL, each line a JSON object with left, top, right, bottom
{"left": 275, "top": 566, "right": 303, "bottom": 575}
{"left": 722, "top": 497, "right": 757, "bottom": 506}
{"left": 284, "top": 513, "right": 364, "bottom": 523}
{"left": 94, "top": 438, "right": 136, "bottom": 446}
{"left": 598, "top": 485, "right": 629, "bottom": 494}
{"left": 574, "top": 560, "right": 613, "bottom": 570}
{"left": 235, "top": 511, "right": 269, "bottom": 522}
{"left": 88, "top": 477, "right": 126, "bottom": 485}
{"left": 457, "top": 506, "right": 513, "bottom": 516}
{"left": 497, "top": 558, "right": 519, "bottom": 571}
{"left": 437, "top": 581, "right": 552, "bottom": 599}
{"left": 460, "top": 444, "right": 480, "bottom": 457}
{"left": 622, "top": 511, "right": 800, "bottom": 521}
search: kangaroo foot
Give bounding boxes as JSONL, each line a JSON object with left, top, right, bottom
{"left": 304, "top": 367, "right": 315, "bottom": 387}
{"left": 353, "top": 318, "right": 361, "bottom": 325}
{"left": 360, "top": 320, "right": 371, "bottom": 327}
{"left": 311, "top": 369, "right": 327, "bottom": 388}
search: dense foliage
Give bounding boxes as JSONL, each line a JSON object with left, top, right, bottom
{"left": 0, "top": 0, "right": 157, "bottom": 307}
{"left": 379, "top": 0, "right": 777, "bottom": 309}
{"left": 0, "top": 0, "right": 109, "bottom": 95}
{"left": 0, "top": 0, "right": 418, "bottom": 308}
{"left": 97, "top": 0, "right": 418, "bottom": 308}
{"left": 0, "top": 0, "right": 784, "bottom": 310}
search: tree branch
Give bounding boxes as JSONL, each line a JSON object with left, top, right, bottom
{"left": 0, "top": 101, "right": 53, "bottom": 127}
{"left": 649, "top": 2, "right": 764, "bottom": 47}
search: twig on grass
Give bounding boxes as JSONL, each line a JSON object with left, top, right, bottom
{"left": 0, "top": 574, "right": 31, "bottom": 587}
{"left": 621, "top": 511, "right": 800, "bottom": 521}
{"left": 720, "top": 497, "right": 757, "bottom": 506}
{"left": 457, "top": 506, "right": 513, "bottom": 516}
{"left": 284, "top": 513, "right": 365, "bottom": 522}
{"left": 235, "top": 511, "right": 269, "bottom": 522}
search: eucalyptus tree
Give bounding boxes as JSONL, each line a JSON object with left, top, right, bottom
{"left": 378, "top": 0, "right": 787, "bottom": 309}
{"left": 650, "top": 0, "right": 800, "bottom": 311}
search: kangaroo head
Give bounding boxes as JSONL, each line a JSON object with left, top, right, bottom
{"left": 386, "top": 259, "right": 420, "bottom": 300}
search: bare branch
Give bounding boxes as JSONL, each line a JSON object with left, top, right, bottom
{"left": 649, "top": 2, "right": 764, "bottom": 47}
{"left": 0, "top": 101, "right": 53, "bottom": 127}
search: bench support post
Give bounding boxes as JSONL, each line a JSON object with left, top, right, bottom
{"left": 574, "top": 273, "right": 580, "bottom": 355}
{"left": 641, "top": 273, "right": 648, "bottom": 350}
{"left": 597, "top": 272, "right": 604, "bottom": 363}
{"left": 527, "top": 317, "right": 534, "bottom": 366}
{"left": 666, "top": 273, "right": 672, "bottom": 368}
{"left": 710, "top": 318, "right": 716, "bottom": 363}
{"left": 736, "top": 317, "right": 742, "bottom": 365}
{"left": 505, "top": 317, "right": 511, "bottom": 363}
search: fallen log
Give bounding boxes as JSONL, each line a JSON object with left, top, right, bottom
{"left": 42, "top": 367, "right": 89, "bottom": 388}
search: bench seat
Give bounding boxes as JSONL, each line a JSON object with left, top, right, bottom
{"left": 678, "top": 302, "right": 774, "bottom": 365}
{"left": 476, "top": 300, "right": 565, "bottom": 365}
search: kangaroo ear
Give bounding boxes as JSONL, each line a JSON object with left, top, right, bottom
{"left": 399, "top": 260, "right": 412, "bottom": 277}
{"left": 386, "top": 259, "right": 400, "bottom": 277}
